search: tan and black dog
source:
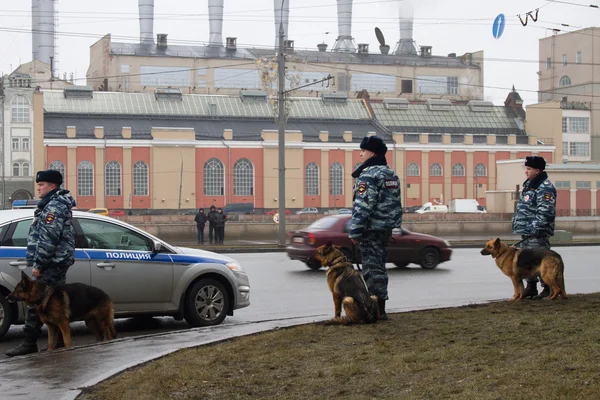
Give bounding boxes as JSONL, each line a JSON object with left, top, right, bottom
{"left": 7, "top": 271, "right": 117, "bottom": 350}
{"left": 480, "top": 238, "right": 567, "bottom": 301}
{"left": 311, "top": 241, "right": 380, "bottom": 324}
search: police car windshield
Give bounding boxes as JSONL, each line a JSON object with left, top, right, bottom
{"left": 308, "top": 216, "right": 339, "bottom": 230}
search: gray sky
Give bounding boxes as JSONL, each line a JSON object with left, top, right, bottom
{"left": 0, "top": 0, "right": 598, "bottom": 106}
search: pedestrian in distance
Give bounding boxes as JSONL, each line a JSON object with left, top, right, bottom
{"left": 512, "top": 155, "right": 557, "bottom": 300}
{"left": 6, "top": 169, "right": 77, "bottom": 357}
{"left": 215, "top": 208, "right": 228, "bottom": 244}
{"left": 349, "top": 136, "right": 403, "bottom": 320}
{"left": 207, "top": 205, "right": 218, "bottom": 245}
{"left": 194, "top": 208, "right": 207, "bottom": 244}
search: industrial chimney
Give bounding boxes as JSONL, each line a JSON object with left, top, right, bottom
{"left": 394, "top": 2, "right": 417, "bottom": 55}
{"left": 139, "top": 0, "right": 154, "bottom": 44}
{"left": 209, "top": 0, "right": 224, "bottom": 46}
{"left": 332, "top": 0, "right": 356, "bottom": 53}
{"left": 31, "top": 0, "right": 57, "bottom": 76}
{"left": 274, "top": 0, "right": 290, "bottom": 47}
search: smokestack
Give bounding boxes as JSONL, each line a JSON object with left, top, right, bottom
{"left": 139, "top": 0, "right": 154, "bottom": 44}
{"left": 209, "top": 0, "right": 224, "bottom": 46}
{"left": 32, "top": 0, "right": 57, "bottom": 75}
{"left": 274, "top": 0, "right": 290, "bottom": 47}
{"left": 332, "top": 0, "right": 356, "bottom": 53}
{"left": 395, "top": 1, "right": 417, "bottom": 55}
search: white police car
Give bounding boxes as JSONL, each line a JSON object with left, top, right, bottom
{"left": 0, "top": 209, "right": 250, "bottom": 340}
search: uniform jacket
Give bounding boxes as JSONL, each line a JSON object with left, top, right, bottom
{"left": 207, "top": 209, "right": 218, "bottom": 225}
{"left": 349, "top": 155, "right": 403, "bottom": 240}
{"left": 214, "top": 212, "right": 228, "bottom": 227}
{"left": 512, "top": 171, "right": 556, "bottom": 237}
{"left": 194, "top": 212, "right": 207, "bottom": 227}
{"left": 27, "top": 189, "right": 76, "bottom": 272}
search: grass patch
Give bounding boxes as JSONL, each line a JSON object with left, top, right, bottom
{"left": 79, "top": 294, "right": 600, "bottom": 400}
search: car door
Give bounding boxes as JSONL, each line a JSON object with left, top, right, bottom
{"left": 76, "top": 217, "right": 174, "bottom": 312}
{"left": 0, "top": 218, "right": 91, "bottom": 285}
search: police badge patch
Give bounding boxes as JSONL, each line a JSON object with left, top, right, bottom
{"left": 543, "top": 192, "right": 553, "bottom": 201}
{"left": 46, "top": 213, "right": 55, "bottom": 224}
{"left": 357, "top": 182, "right": 367, "bottom": 196}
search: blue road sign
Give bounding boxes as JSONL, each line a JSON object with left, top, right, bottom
{"left": 493, "top": 14, "right": 505, "bottom": 39}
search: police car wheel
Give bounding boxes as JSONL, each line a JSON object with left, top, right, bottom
{"left": 305, "top": 259, "right": 322, "bottom": 270}
{"left": 184, "top": 279, "right": 229, "bottom": 327}
{"left": 419, "top": 247, "right": 440, "bottom": 269}
{"left": 0, "top": 294, "right": 13, "bottom": 340}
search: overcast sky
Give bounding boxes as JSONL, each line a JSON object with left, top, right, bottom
{"left": 0, "top": 0, "right": 598, "bottom": 106}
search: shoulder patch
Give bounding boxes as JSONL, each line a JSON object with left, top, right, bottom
{"left": 543, "top": 192, "right": 553, "bottom": 201}
{"left": 46, "top": 213, "right": 55, "bottom": 224}
{"left": 384, "top": 178, "right": 399, "bottom": 189}
{"left": 357, "top": 182, "right": 367, "bottom": 196}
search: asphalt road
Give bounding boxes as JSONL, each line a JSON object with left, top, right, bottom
{"left": 1, "top": 246, "right": 599, "bottom": 358}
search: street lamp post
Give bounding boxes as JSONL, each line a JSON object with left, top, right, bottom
{"left": 277, "top": 16, "right": 286, "bottom": 247}
{"left": 177, "top": 146, "right": 183, "bottom": 210}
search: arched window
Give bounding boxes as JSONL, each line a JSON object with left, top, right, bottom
{"left": 407, "top": 162, "right": 420, "bottom": 176}
{"left": 452, "top": 163, "right": 465, "bottom": 176}
{"left": 475, "top": 163, "right": 487, "bottom": 177}
{"left": 49, "top": 160, "right": 65, "bottom": 188}
{"left": 330, "top": 162, "right": 344, "bottom": 195}
{"left": 11, "top": 95, "right": 30, "bottom": 123}
{"left": 430, "top": 163, "right": 443, "bottom": 177}
{"left": 22, "top": 162, "right": 30, "bottom": 177}
{"left": 105, "top": 161, "right": 122, "bottom": 196}
{"left": 305, "top": 162, "right": 319, "bottom": 196}
{"left": 77, "top": 161, "right": 94, "bottom": 196}
{"left": 204, "top": 158, "right": 224, "bottom": 196}
{"left": 234, "top": 158, "right": 254, "bottom": 196}
{"left": 12, "top": 162, "right": 19, "bottom": 176}
{"left": 559, "top": 75, "right": 572, "bottom": 87}
{"left": 11, "top": 161, "right": 29, "bottom": 177}
{"left": 133, "top": 161, "right": 149, "bottom": 196}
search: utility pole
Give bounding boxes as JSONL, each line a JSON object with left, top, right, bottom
{"left": 277, "top": 17, "right": 286, "bottom": 247}
{"left": 0, "top": 78, "right": 4, "bottom": 210}
{"left": 177, "top": 147, "right": 183, "bottom": 210}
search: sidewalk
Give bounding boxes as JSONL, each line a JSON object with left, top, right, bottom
{"left": 170, "top": 234, "right": 600, "bottom": 253}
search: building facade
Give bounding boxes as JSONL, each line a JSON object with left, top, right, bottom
{"left": 36, "top": 88, "right": 553, "bottom": 212}
{"left": 526, "top": 98, "right": 591, "bottom": 163}
{"left": 86, "top": 34, "right": 484, "bottom": 102}
{"left": 538, "top": 27, "right": 600, "bottom": 159}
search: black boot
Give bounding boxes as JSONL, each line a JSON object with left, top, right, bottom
{"left": 533, "top": 284, "right": 551, "bottom": 300}
{"left": 523, "top": 282, "right": 538, "bottom": 298}
{"left": 5, "top": 338, "right": 38, "bottom": 357}
{"left": 377, "top": 299, "right": 388, "bottom": 321}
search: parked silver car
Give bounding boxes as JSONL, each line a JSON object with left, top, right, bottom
{"left": 0, "top": 210, "right": 250, "bottom": 340}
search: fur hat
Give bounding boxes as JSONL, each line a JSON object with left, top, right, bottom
{"left": 35, "top": 169, "right": 63, "bottom": 186}
{"left": 524, "top": 156, "right": 546, "bottom": 171}
{"left": 360, "top": 136, "right": 387, "bottom": 156}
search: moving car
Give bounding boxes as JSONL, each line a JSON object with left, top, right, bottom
{"left": 0, "top": 209, "right": 250, "bottom": 340}
{"left": 296, "top": 207, "right": 319, "bottom": 215}
{"left": 88, "top": 208, "right": 109, "bottom": 216}
{"left": 265, "top": 209, "right": 291, "bottom": 215}
{"left": 287, "top": 215, "right": 452, "bottom": 270}
{"left": 223, "top": 203, "right": 255, "bottom": 215}
{"left": 337, "top": 208, "right": 352, "bottom": 215}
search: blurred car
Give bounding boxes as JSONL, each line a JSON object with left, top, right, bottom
{"left": 0, "top": 209, "right": 250, "bottom": 340}
{"left": 286, "top": 215, "right": 452, "bottom": 270}
{"left": 109, "top": 209, "right": 125, "bottom": 217}
{"left": 337, "top": 208, "right": 352, "bottom": 215}
{"left": 266, "top": 209, "right": 291, "bottom": 215}
{"left": 88, "top": 208, "right": 109, "bottom": 216}
{"left": 296, "top": 207, "right": 319, "bottom": 215}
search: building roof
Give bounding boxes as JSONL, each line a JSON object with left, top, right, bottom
{"left": 546, "top": 163, "right": 600, "bottom": 171}
{"left": 370, "top": 102, "right": 525, "bottom": 135}
{"left": 43, "top": 90, "right": 370, "bottom": 121}
{"left": 43, "top": 116, "right": 385, "bottom": 142}
{"left": 110, "top": 42, "right": 480, "bottom": 69}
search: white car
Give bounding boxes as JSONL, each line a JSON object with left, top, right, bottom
{"left": 296, "top": 207, "right": 319, "bottom": 215}
{"left": 0, "top": 210, "right": 251, "bottom": 340}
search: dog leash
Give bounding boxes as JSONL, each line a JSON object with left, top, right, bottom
{"left": 510, "top": 234, "right": 534, "bottom": 248}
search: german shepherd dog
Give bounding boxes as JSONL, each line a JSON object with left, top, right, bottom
{"left": 311, "top": 241, "right": 380, "bottom": 325}
{"left": 480, "top": 238, "right": 567, "bottom": 301}
{"left": 7, "top": 271, "right": 117, "bottom": 350}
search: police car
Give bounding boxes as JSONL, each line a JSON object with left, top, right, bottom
{"left": 0, "top": 209, "right": 250, "bottom": 340}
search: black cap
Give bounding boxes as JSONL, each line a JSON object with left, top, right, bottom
{"left": 36, "top": 169, "right": 63, "bottom": 186}
{"left": 524, "top": 156, "right": 546, "bottom": 171}
{"left": 360, "top": 136, "right": 387, "bottom": 156}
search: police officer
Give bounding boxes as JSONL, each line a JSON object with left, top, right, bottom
{"left": 349, "top": 136, "right": 402, "bottom": 320}
{"left": 512, "top": 156, "right": 556, "bottom": 300}
{"left": 6, "top": 170, "right": 76, "bottom": 357}
{"left": 194, "top": 208, "right": 207, "bottom": 244}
